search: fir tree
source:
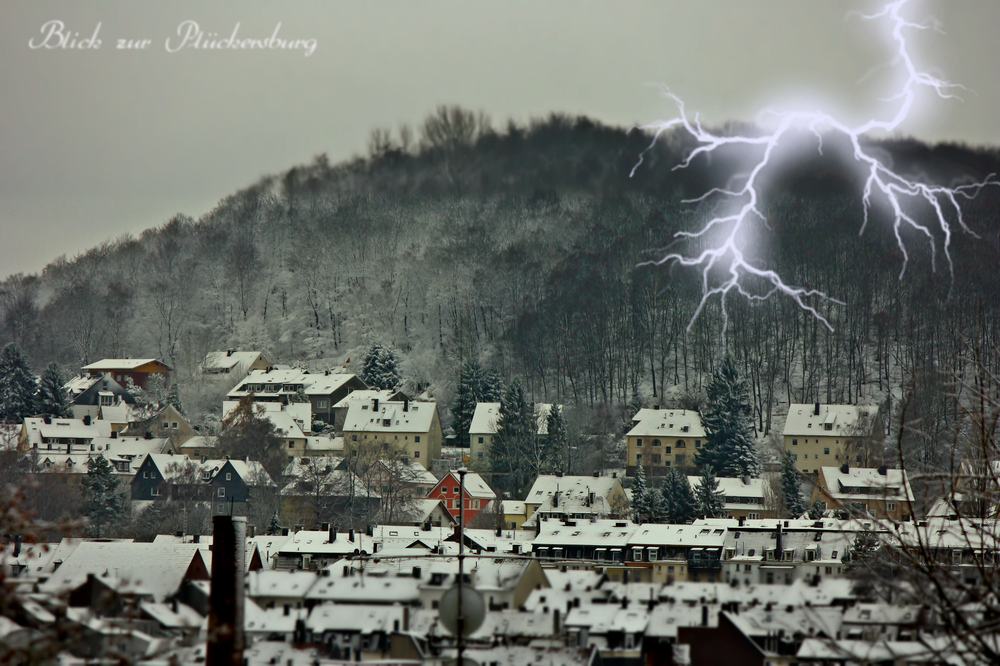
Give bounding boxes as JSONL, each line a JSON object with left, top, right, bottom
{"left": 662, "top": 468, "right": 696, "bottom": 524}
{"left": 697, "top": 356, "right": 760, "bottom": 478}
{"left": 361, "top": 342, "right": 401, "bottom": 390}
{"left": 650, "top": 488, "right": 669, "bottom": 523}
{"left": 267, "top": 513, "right": 281, "bottom": 536}
{"left": 0, "top": 344, "right": 37, "bottom": 424}
{"left": 544, "top": 404, "right": 569, "bottom": 474}
{"left": 493, "top": 378, "right": 534, "bottom": 497}
{"left": 781, "top": 456, "right": 806, "bottom": 518}
{"left": 166, "top": 383, "right": 185, "bottom": 416}
{"left": 632, "top": 461, "right": 650, "bottom": 523}
{"left": 82, "top": 455, "right": 122, "bottom": 537}
{"left": 480, "top": 366, "right": 504, "bottom": 402}
{"left": 694, "top": 468, "right": 726, "bottom": 519}
{"left": 35, "top": 362, "right": 71, "bottom": 418}
{"left": 808, "top": 500, "right": 826, "bottom": 520}
{"left": 451, "top": 359, "right": 485, "bottom": 447}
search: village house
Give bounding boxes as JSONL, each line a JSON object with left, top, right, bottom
{"left": 331, "top": 389, "right": 408, "bottom": 435}
{"left": 342, "top": 398, "right": 443, "bottom": 467}
{"left": 523, "top": 473, "right": 631, "bottom": 526}
{"left": 626, "top": 408, "right": 706, "bottom": 476}
{"left": 228, "top": 368, "right": 369, "bottom": 427}
{"left": 19, "top": 416, "right": 112, "bottom": 454}
{"left": 125, "top": 404, "right": 196, "bottom": 448}
{"left": 201, "top": 350, "right": 270, "bottom": 380}
{"left": 783, "top": 403, "right": 884, "bottom": 475}
{"left": 686, "top": 475, "right": 771, "bottom": 520}
{"left": 209, "top": 458, "right": 276, "bottom": 516}
{"left": 64, "top": 374, "right": 137, "bottom": 422}
{"left": 812, "top": 464, "right": 915, "bottom": 521}
{"left": 426, "top": 470, "right": 496, "bottom": 522}
{"left": 279, "top": 457, "right": 381, "bottom": 529}
{"left": 130, "top": 453, "right": 227, "bottom": 511}
{"left": 468, "top": 402, "right": 557, "bottom": 470}
{"left": 80, "top": 358, "right": 172, "bottom": 391}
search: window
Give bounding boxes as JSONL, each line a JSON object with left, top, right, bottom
{"left": 151, "top": 487, "right": 160, "bottom": 496}
{"left": 477, "top": 452, "right": 483, "bottom": 459}
{"left": 316, "top": 400, "right": 328, "bottom": 409}
{"left": 351, "top": 435, "right": 357, "bottom": 441}
{"left": 415, "top": 436, "right": 421, "bottom": 443}
{"left": 225, "top": 473, "right": 231, "bottom": 480}
{"left": 636, "top": 453, "right": 642, "bottom": 463}
{"left": 454, "top": 487, "right": 460, "bottom": 494}
{"left": 636, "top": 439, "right": 642, "bottom": 447}
{"left": 695, "top": 440, "right": 701, "bottom": 448}
{"left": 748, "top": 512, "right": 759, "bottom": 520}
{"left": 217, "top": 488, "right": 225, "bottom": 497}
{"left": 172, "top": 422, "right": 178, "bottom": 429}
{"left": 100, "top": 394, "right": 113, "bottom": 406}
{"left": 194, "top": 450, "right": 200, "bottom": 457}
{"left": 414, "top": 451, "right": 420, "bottom": 458}
{"left": 791, "top": 454, "right": 798, "bottom": 462}
{"left": 792, "top": 438, "right": 798, "bottom": 446}
{"left": 824, "top": 447, "right": 830, "bottom": 455}
{"left": 675, "top": 440, "right": 686, "bottom": 448}
{"left": 887, "top": 502, "right": 897, "bottom": 512}
{"left": 162, "top": 422, "right": 169, "bottom": 429}
{"left": 478, "top": 437, "right": 484, "bottom": 444}
{"left": 289, "top": 442, "right": 295, "bottom": 449}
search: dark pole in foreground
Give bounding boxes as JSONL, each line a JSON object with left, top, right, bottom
{"left": 457, "top": 467, "right": 467, "bottom": 666}
{"left": 207, "top": 515, "right": 246, "bottom": 666}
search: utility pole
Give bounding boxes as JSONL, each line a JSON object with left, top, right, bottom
{"left": 457, "top": 466, "right": 467, "bottom": 666}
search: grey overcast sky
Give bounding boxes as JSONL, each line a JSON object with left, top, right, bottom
{"left": 2, "top": 1, "right": 998, "bottom": 277}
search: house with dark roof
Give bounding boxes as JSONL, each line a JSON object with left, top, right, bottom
{"left": 64, "top": 374, "right": 137, "bottom": 422}
{"left": 81, "top": 359, "right": 172, "bottom": 390}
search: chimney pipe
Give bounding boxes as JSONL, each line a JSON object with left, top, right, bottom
{"left": 814, "top": 403, "right": 820, "bottom": 416}
{"left": 701, "top": 605, "right": 709, "bottom": 627}
{"left": 207, "top": 515, "right": 246, "bottom": 666}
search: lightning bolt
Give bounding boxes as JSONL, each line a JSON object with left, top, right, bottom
{"left": 633, "top": 0, "right": 998, "bottom": 332}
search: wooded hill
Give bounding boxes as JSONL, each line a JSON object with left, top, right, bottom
{"left": 3, "top": 108, "right": 999, "bottom": 440}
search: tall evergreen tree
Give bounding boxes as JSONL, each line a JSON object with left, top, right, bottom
{"left": 662, "top": 468, "right": 696, "bottom": 524}
{"left": 544, "top": 404, "right": 569, "bottom": 474}
{"left": 451, "top": 359, "right": 486, "bottom": 447}
{"left": 35, "top": 362, "right": 71, "bottom": 418}
{"left": 694, "top": 468, "right": 726, "bottom": 519}
{"left": 361, "top": 342, "right": 401, "bottom": 390}
{"left": 781, "top": 456, "right": 806, "bottom": 518}
{"left": 0, "top": 344, "right": 37, "bottom": 424}
{"left": 166, "top": 383, "right": 185, "bottom": 416}
{"left": 82, "top": 455, "right": 122, "bottom": 537}
{"left": 632, "top": 461, "right": 651, "bottom": 523}
{"left": 697, "top": 356, "right": 760, "bottom": 478}
{"left": 480, "top": 366, "right": 504, "bottom": 402}
{"left": 492, "top": 378, "right": 534, "bottom": 497}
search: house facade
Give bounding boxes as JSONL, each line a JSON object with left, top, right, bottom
{"left": 783, "top": 403, "right": 884, "bottom": 475}
{"left": 626, "top": 408, "right": 706, "bottom": 476}
{"left": 812, "top": 465, "right": 914, "bottom": 521}
{"left": 228, "top": 369, "right": 369, "bottom": 427}
{"left": 426, "top": 471, "right": 496, "bottom": 522}
{"left": 81, "top": 359, "right": 172, "bottom": 391}
{"left": 342, "top": 399, "right": 442, "bottom": 467}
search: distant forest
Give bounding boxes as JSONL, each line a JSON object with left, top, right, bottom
{"left": 2, "top": 107, "right": 999, "bottom": 439}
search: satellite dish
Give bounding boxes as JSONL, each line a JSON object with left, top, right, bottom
{"left": 438, "top": 585, "right": 486, "bottom": 637}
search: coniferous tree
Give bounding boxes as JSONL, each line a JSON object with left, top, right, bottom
{"left": 632, "top": 461, "right": 650, "bottom": 523}
{"left": 662, "top": 468, "right": 696, "bottom": 524}
{"left": 493, "top": 378, "right": 534, "bottom": 497}
{"left": 781, "top": 456, "right": 806, "bottom": 518}
{"left": 451, "top": 359, "right": 486, "bottom": 447}
{"left": 480, "top": 366, "right": 504, "bottom": 402}
{"left": 694, "top": 468, "right": 726, "bottom": 519}
{"left": 0, "top": 344, "right": 37, "bottom": 424}
{"left": 697, "top": 356, "right": 760, "bottom": 478}
{"left": 808, "top": 500, "right": 826, "bottom": 520}
{"left": 35, "top": 362, "right": 71, "bottom": 418}
{"left": 544, "top": 404, "right": 569, "bottom": 474}
{"left": 166, "top": 383, "right": 185, "bottom": 416}
{"left": 361, "top": 342, "right": 401, "bottom": 390}
{"left": 82, "top": 455, "right": 122, "bottom": 537}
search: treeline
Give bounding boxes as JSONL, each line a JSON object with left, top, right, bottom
{"left": 2, "top": 106, "right": 999, "bottom": 437}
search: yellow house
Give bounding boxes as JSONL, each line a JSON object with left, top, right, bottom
{"left": 812, "top": 465, "right": 914, "bottom": 521}
{"left": 783, "top": 404, "right": 884, "bottom": 475}
{"left": 469, "top": 402, "right": 500, "bottom": 470}
{"left": 626, "top": 408, "right": 706, "bottom": 476}
{"left": 342, "top": 398, "right": 443, "bottom": 467}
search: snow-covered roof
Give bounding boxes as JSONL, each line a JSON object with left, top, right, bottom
{"left": 229, "top": 369, "right": 360, "bottom": 398}
{"left": 202, "top": 351, "right": 265, "bottom": 372}
{"left": 526, "top": 475, "right": 623, "bottom": 505}
{"left": 22, "top": 417, "right": 112, "bottom": 448}
{"left": 222, "top": 400, "right": 311, "bottom": 436}
{"left": 179, "top": 435, "right": 217, "bottom": 450}
{"left": 39, "top": 541, "right": 204, "bottom": 601}
{"left": 434, "top": 471, "right": 496, "bottom": 499}
{"left": 469, "top": 402, "right": 501, "bottom": 435}
{"left": 628, "top": 523, "right": 728, "bottom": 548}
{"left": 533, "top": 519, "right": 638, "bottom": 547}
{"left": 333, "top": 389, "right": 399, "bottom": 409}
{"left": 342, "top": 400, "right": 437, "bottom": 434}
{"left": 818, "top": 466, "right": 913, "bottom": 502}
{"left": 783, "top": 404, "right": 880, "bottom": 437}
{"left": 64, "top": 375, "right": 100, "bottom": 395}
{"left": 222, "top": 459, "right": 275, "bottom": 486}
{"left": 306, "top": 603, "right": 406, "bottom": 632}
{"left": 687, "top": 476, "right": 765, "bottom": 502}
{"left": 277, "top": 530, "right": 376, "bottom": 556}
{"left": 82, "top": 358, "right": 169, "bottom": 371}
{"left": 469, "top": 402, "right": 556, "bottom": 435}
{"left": 280, "top": 458, "right": 378, "bottom": 498}
{"left": 627, "top": 409, "right": 706, "bottom": 439}
{"left": 144, "top": 454, "right": 227, "bottom": 482}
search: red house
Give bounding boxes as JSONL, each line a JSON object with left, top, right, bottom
{"left": 82, "top": 358, "right": 172, "bottom": 390}
{"left": 427, "top": 471, "right": 497, "bottom": 523}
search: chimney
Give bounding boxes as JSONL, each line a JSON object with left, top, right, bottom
{"left": 349, "top": 529, "right": 355, "bottom": 542}
{"left": 13, "top": 535, "right": 21, "bottom": 558}
{"left": 742, "top": 476, "right": 750, "bottom": 486}
{"left": 43, "top": 415, "right": 51, "bottom": 425}
{"left": 227, "top": 350, "right": 233, "bottom": 357}
{"left": 878, "top": 465, "right": 887, "bottom": 476}
{"left": 554, "top": 608, "right": 561, "bottom": 635}
{"left": 701, "top": 605, "right": 709, "bottom": 627}
{"left": 328, "top": 526, "right": 336, "bottom": 543}
{"left": 111, "top": 431, "right": 117, "bottom": 439}
{"left": 775, "top": 522, "right": 783, "bottom": 559}
{"left": 83, "top": 415, "right": 91, "bottom": 426}
{"left": 814, "top": 403, "right": 821, "bottom": 416}
{"left": 841, "top": 463, "right": 850, "bottom": 474}
{"left": 592, "top": 471, "right": 599, "bottom": 478}
{"left": 283, "top": 604, "right": 290, "bottom": 616}
{"left": 372, "top": 398, "right": 379, "bottom": 412}
{"left": 193, "top": 534, "right": 200, "bottom": 544}
{"left": 738, "top": 516, "right": 746, "bottom": 527}
{"left": 412, "top": 566, "right": 421, "bottom": 579}
{"left": 207, "top": 515, "right": 246, "bottom": 666}
{"left": 403, "top": 398, "right": 409, "bottom": 412}
{"left": 321, "top": 522, "right": 330, "bottom": 532}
